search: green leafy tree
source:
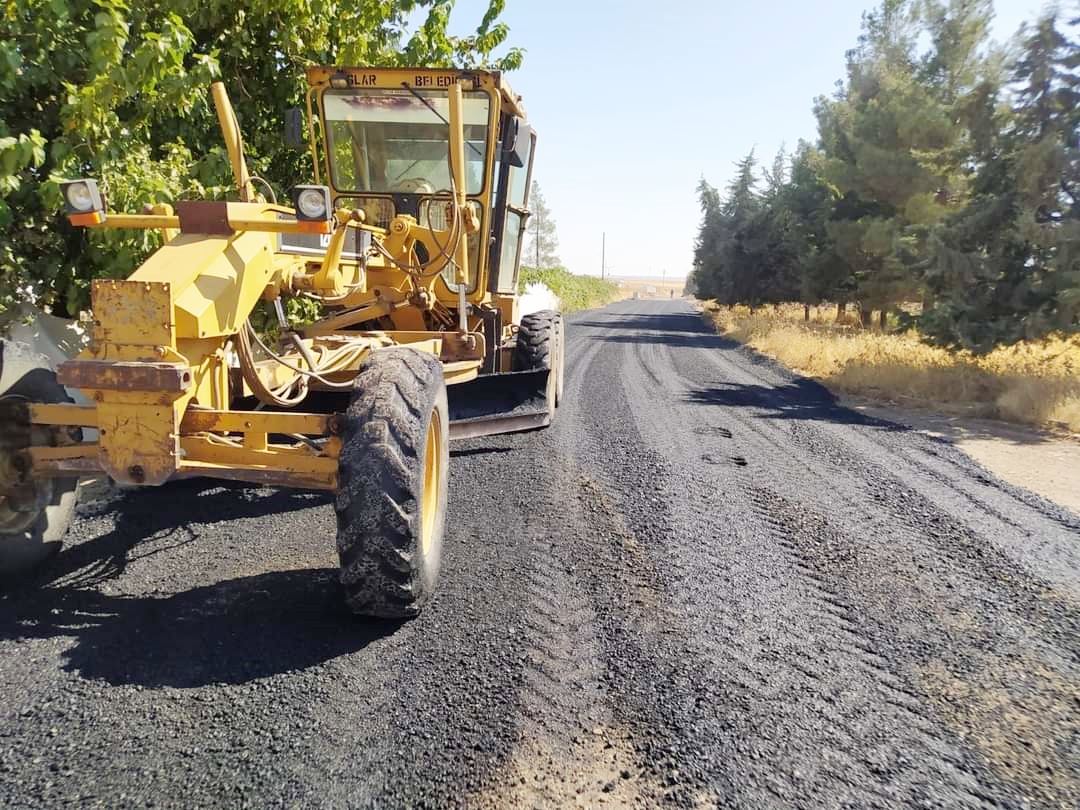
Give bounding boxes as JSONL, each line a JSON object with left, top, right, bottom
{"left": 0, "top": 0, "right": 523, "bottom": 317}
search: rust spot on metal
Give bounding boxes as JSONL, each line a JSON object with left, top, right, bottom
{"left": 176, "top": 200, "right": 234, "bottom": 235}
{"left": 98, "top": 401, "right": 178, "bottom": 486}
{"left": 91, "top": 279, "right": 173, "bottom": 347}
{"left": 179, "top": 409, "right": 330, "bottom": 435}
{"left": 28, "top": 403, "right": 97, "bottom": 428}
{"left": 58, "top": 360, "right": 192, "bottom": 393}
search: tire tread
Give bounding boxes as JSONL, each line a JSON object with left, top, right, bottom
{"left": 335, "top": 347, "right": 448, "bottom": 617}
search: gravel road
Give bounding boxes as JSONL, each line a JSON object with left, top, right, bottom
{"left": 2, "top": 299, "right": 1079, "bottom": 809}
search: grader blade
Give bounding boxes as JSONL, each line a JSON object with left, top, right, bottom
{"left": 447, "top": 369, "right": 552, "bottom": 439}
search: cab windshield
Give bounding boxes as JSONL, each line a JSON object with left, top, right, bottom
{"left": 322, "top": 89, "right": 491, "bottom": 196}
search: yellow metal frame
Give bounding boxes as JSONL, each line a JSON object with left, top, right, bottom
{"left": 29, "top": 69, "right": 521, "bottom": 491}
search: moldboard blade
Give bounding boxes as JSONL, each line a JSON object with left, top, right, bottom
{"left": 447, "top": 369, "right": 551, "bottom": 439}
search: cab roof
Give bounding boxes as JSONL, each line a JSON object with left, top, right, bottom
{"left": 305, "top": 66, "right": 527, "bottom": 119}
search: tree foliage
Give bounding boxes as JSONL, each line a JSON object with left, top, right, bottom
{"left": 0, "top": 0, "right": 523, "bottom": 316}
{"left": 690, "top": 0, "right": 1080, "bottom": 350}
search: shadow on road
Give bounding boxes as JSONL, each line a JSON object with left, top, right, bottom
{"left": 0, "top": 482, "right": 400, "bottom": 687}
{"left": 583, "top": 307, "right": 910, "bottom": 433}
{"left": 577, "top": 311, "right": 721, "bottom": 335}
{"left": 593, "top": 331, "right": 734, "bottom": 349}
{"left": 578, "top": 312, "right": 736, "bottom": 350}
{"left": 687, "top": 379, "right": 905, "bottom": 431}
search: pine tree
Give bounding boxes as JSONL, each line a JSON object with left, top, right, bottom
{"left": 690, "top": 0, "right": 1079, "bottom": 347}
{"left": 691, "top": 178, "right": 724, "bottom": 300}
{"left": 815, "top": 0, "right": 997, "bottom": 324}
{"left": 693, "top": 153, "right": 774, "bottom": 307}
{"left": 523, "top": 181, "right": 560, "bottom": 269}
{"left": 785, "top": 143, "right": 850, "bottom": 308}
{"left": 694, "top": 148, "right": 841, "bottom": 310}
{"left": 923, "top": 9, "right": 1080, "bottom": 348}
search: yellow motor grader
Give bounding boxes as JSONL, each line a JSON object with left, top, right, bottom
{"left": 0, "top": 67, "right": 564, "bottom": 616}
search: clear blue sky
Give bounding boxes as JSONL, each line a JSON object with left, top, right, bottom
{"left": 437, "top": 0, "right": 1047, "bottom": 279}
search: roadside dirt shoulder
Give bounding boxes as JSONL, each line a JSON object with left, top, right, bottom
{"left": 843, "top": 396, "right": 1080, "bottom": 516}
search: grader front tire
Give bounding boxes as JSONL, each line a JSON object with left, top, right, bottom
{"left": 335, "top": 348, "right": 450, "bottom": 618}
{"left": 514, "top": 309, "right": 565, "bottom": 415}
{"left": 0, "top": 339, "right": 79, "bottom": 577}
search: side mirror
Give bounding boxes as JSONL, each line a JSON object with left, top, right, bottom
{"left": 503, "top": 117, "right": 531, "bottom": 168}
{"left": 285, "top": 108, "right": 306, "bottom": 150}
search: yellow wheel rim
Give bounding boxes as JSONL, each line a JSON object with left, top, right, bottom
{"left": 419, "top": 408, "right": 443, "bottom": 556}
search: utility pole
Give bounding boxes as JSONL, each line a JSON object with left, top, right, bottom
{"left": 601, "top": 232, "right": 606, "bottom": 280}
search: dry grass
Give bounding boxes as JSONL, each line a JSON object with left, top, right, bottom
{"left": 705, "top": 303, "right": 1080, "bottom": 434}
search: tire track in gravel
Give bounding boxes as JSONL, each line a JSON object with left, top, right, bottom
{"left": 3, "top": 297, "right": 1079, "bottom": 809}
{"left": 787, "top": 416, "right": 1080, "bottom": 579}
{"left": 771, "top": 418, "right": 1080, "bottom": 807}
{"left": 468, "top": 313, "right": 667, "bottom": 809}
{"left": 548, "top": 310, "right": 747, "bottom": 807}
{"left": 582, "top": 309, "right": 910, "bottom": 806}
{"left": 736, "top": 484, "right": 996, "bottom": 808}
{"left": 474, "top": 525, "right": 649, "bottom": 809}
{"left": 586, "top": 300, "right": 1042, "bottom": 807}
{"left": 635, "top": 299, "right": 1080, "bottom": 807}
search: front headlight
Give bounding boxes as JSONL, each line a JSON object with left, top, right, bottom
{"left": 60, "top": 179, "right": 103, "bottom": 214}
{"left": 291, "top": 185, "right": 331, "bottom": 221}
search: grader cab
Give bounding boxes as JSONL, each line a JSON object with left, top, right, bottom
{"left": 0, "top": 67, "right": 564, "bottom": 616}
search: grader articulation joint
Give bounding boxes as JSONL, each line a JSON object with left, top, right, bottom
{"left": 0, "top": 67, "right": 565, "bottom": 617}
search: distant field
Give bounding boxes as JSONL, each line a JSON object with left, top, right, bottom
{"left": 610, "top": 277, "right": 687, "bottom": 300}
{"left": 703, "top": 302, "right": 1080, "bottom": 435}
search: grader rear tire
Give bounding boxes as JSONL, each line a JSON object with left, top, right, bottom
{"left": 335, "top": 348, "right": 449, "bottom": 618}
{"left": 0, "top": 340, "right": 79, "bottom": 577}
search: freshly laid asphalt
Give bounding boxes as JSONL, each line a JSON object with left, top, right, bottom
{"left": 2, "top": 299, "right": 1078, "bottom": 808}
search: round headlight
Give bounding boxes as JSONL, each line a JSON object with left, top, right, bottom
{"left": 65, "top": 182, "right": 96, "bottom": 213}
{"left": 296, "top": 188, "right": 328, "bottom": 219}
